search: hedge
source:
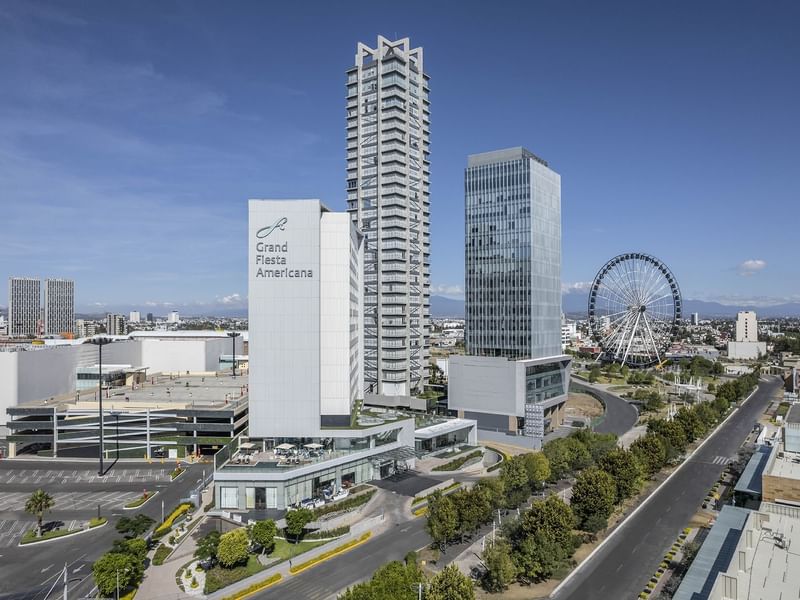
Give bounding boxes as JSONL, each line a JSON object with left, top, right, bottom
{"left": 220, "top": 573, "right": 282, "bottom": 600}
{"left": 289, "top": 533, "right": 371, "bottom": 574}
{"left": 153, "top": 503, "right": 193, "bottom": 539}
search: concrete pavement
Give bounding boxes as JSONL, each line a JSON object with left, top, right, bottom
{"left": 0, "top": 460, "right": 209, "bottom": 600}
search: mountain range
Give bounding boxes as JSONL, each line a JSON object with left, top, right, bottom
{"left": 431, "top": 294, "right": 800, "bottom": 319}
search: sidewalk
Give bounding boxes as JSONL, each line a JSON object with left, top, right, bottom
{"left": 137, "top": 487, "right": 214, "bottom": 599}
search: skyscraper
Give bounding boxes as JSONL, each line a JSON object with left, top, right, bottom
{"left": 44, "top": 278, "right": 74, "bottom": 335}
{"left": 8, "top": 277, "right": 41, "bottom": 337}
{"left": 106, "top": 313, "right": 127, "bottom": 335}
{"left": 346, "top": 36, "right": 431, "bottom": 397}
{"left": 464, "top": 147, "right": 562, "bottom": 360}
{"left": 449, "top": 147, "right": 570, "bottom": 447}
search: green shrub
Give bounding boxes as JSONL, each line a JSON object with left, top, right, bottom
{"left": 153, "top": 544, "right": 171, "bottom": 566}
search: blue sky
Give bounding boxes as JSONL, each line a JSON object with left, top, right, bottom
{"left": 1, "top": 0, "right": 798, "bottom": 314}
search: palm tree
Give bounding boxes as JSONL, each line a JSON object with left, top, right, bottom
{"left": 25, "top": 489, "right": 55, "bottom": 538}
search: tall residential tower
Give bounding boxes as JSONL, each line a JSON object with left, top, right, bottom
{"left": 346, "top": 36, "right": 431, "bottom": 397}
{"left": 44, "top": 278, "right": 74, "bottom": 336}
{"left": 8, "top": 277, "right": 41, "bottom": 337}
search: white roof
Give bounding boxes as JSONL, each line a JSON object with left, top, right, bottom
{"left": 414, "top": 418, "right": 476, "bottom": 440}
{"left": 129, "top": 330, "right": 248, "bottom": 340}
{"left": 275, "top": 443, "right": 295, "bottom": 450}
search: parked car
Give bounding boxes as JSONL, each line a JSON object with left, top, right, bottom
{"left": 198, "top": 557, "right": 216, "bottom": 571}
{"left": 332, "top": 489, "right": 349, "bottom": 502}
{"left": 151, "top": 448, "right": 167, "bottom": 458}
{"left": 312, "top": 497, "right": 325, "bottom": 508}
{"left": 300, "top": 498, "right": 315, "bottom": 509}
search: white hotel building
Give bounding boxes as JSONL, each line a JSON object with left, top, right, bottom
{"left": 213, "top": 200, "right": 425, "bottom": 512}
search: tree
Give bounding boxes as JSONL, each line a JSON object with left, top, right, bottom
{"left": 571, "top": 429, "right": 617, "bottom": 463}
{"left": 521, "top": 452, "right": 550, "bottom": 491}
{"left": 472, "top": 478, "right": 504, "bottom": 513}
{"left": 452, "top": 490, "right": 488, "bottom": 541}
{"left": 588, "top": 366, "right": 601, "bottom": 383}
{"left": 285, "top": 508, "right": 313, "bottom": 543}
{"left": 216, "top": 528, "right": 249, "bottom": 567}
{"left": 25, "top": 489, "right": 55, "bottom": 537}
{"left": 249, "top": 519, "right": 277, "bottom": 554}
{"left": 648, "top": 418, "right": 688, "bottom": 455}
{"left": 571, "top": 468, "right": 616, "bottom": 531}
{"left": 674, "top": 407, "right": 705, "bottom": 442}
{"left": 110, "top": 538, "right": 147, "bottom": 564}
{"left": 513, "top": 530, "right": 565, "bottom": 582}
{"left": 500, "top": 456, "right": 530, "bottom": 508}
{"left": 426, "top": 491, "right": 458, "bottom": 551}
{"left": 543, "top": 438, "right": 573, "bottom": 481}
{"left": 427, "top": 564, "right": 475, "bottom": 600}
{"left": 564, "top": 436, "right": 593, "bottom": 472}
{"left": 341, "top": 559, "right": 422, "bottom": 600}
{"left": 116, "top": 514, "right": 155, "bottom": 538}
{"left": 194, "top": 530, "right": 221, "bottom": 560}
{"left": 93, "top": 552, "right": 140, "bottom": 597}
{"left": 481, "top": 538, "right": 516, "bottom": 592}
{"left": 599, "top": 449, "right": 642, "bottom": 503}
{"left": 630, "top": 433, "right": 667, "bottom": 476}
{"left": 517, "top": 495, "right": 575, "bottom": 550}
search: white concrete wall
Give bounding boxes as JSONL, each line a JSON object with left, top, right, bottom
{"left": 448, "top": 355, "right": 519, "bottom": 417}
{"left": 249, "top": 199, "right": 322, "bottom": 438}
{"left": 320, "top": 213, "right": 355, "bottom": 419}
{"left": 0, "top": 353, "right": 19, "bottom": 437}
{"left": 728, "top": 341, "right": 767, "bottom": 360}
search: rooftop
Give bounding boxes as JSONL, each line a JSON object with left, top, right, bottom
{"left": 734, "top": 445, "right": 771, "bottom": 496}
{"left": 467, "top": 146, "right": 549, "bottom": 168}
{"left": 14, "top": 372, "right": 248, "bottom": 413}
{"left": 786, "top": 403, "right": 800, "bottom": 424}
{"left": 765, "top": 441, "right": 800, "bottom": 480}
{"left": 679, "top": 503, "right": 800, "bottom": 600}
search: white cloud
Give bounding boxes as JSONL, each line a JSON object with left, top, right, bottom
{"left": 431, "top": 284, "right": 464, "bottom": 298}
{"left": 219, "top": 293, "right": 243, "bottom": 305}
{"left": 738, "top": 259, "right": 767, "bottom": 276}
{"left": 562, "top": 281, "right": 593, "bottom": 294}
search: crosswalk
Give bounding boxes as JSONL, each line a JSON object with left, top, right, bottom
{"left": 710, "top": 455, "right": 732, "bottom": 465}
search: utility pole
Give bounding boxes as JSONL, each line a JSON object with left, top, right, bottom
{"left": 63, "top": 563, "right": 68, "bottom": 600}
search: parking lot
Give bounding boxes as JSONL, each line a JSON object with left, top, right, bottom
{"left": 0, "top": 519, "right": 35, "bottom": 548}
{"left": 0, "top": 491, "right": 141, "bottom": 513}
{"left": 0, "top": 467, "right": 171, "bottom": 485}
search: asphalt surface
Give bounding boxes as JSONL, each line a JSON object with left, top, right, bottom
{"left": 572, "top": 380, "right": 639, "bottom": 436}
{"left": 552, "top": 376, "right": 783, "bottom": 600}
{"left": 0, "top": 460, "right": 207, "bottom": 600}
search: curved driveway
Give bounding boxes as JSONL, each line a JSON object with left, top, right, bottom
{"left": 571, "top": 380, "right": 639, "bottom": 436}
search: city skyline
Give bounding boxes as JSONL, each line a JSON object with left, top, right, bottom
{"left": 2, "top": 1, "right": 799, "bottom": 313}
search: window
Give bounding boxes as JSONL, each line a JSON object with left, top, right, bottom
{"left": 221, "top": 487, "right": 238, "bottom": 509}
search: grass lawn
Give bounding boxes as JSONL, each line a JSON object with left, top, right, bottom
{"left": 124, "top": 493, "right": 155, "bottom": 509}
{"left": 432, "top": 450, "right": 483, "bottom": 472}
{"left": 268, "top": 538, "right": 326, "bottom": 561}
{"left": 204, "top": 555, "right": 266, "bottom": 594}
{"left": 21, "top": 527, "right": 77, "bottom": 544}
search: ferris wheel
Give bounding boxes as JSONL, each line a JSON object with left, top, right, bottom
{"left": 588, "top": 253, "right": 682, "bottom": 367}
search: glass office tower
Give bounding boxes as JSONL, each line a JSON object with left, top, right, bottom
{"left": 465, "top": 147, "right": 562, "bottom": 360}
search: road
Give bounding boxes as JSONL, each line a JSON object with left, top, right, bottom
{"left": 552, "top": 376, "right": 783, "bottom": 600}
{"left": 571, "top": 380, "right": 639, "bottom": 436}
{"left": 0, "top": 460, "right": 207, "bottom": 600}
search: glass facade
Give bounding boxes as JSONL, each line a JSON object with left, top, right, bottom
{"left": 465, "top": 148, "right": 562, "bottom": 360}
{"left": 524, "top": 359, "right": 570, "bottom": 404}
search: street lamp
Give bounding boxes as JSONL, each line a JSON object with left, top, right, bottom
{"left": 226, "top": 332, "right": 241, "bottom": 378}
{"left": 89, "top": 336, "right": 113, "bottom": 476}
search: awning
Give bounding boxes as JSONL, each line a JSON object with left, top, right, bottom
{"left": 370, "top": 446, "right": 416, "bottom": 465}
{"left": 240, "top": 442, "right": 256, "bottom": 450}
{"left": 275, "top": 443, "right": 295, "bottom": 451}
{"left": 304, "top": 443, "right": 323, "bottom": 449}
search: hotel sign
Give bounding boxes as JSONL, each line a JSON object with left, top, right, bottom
{"left": 253, "top": 217, "right": 314, "bottom": 279}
